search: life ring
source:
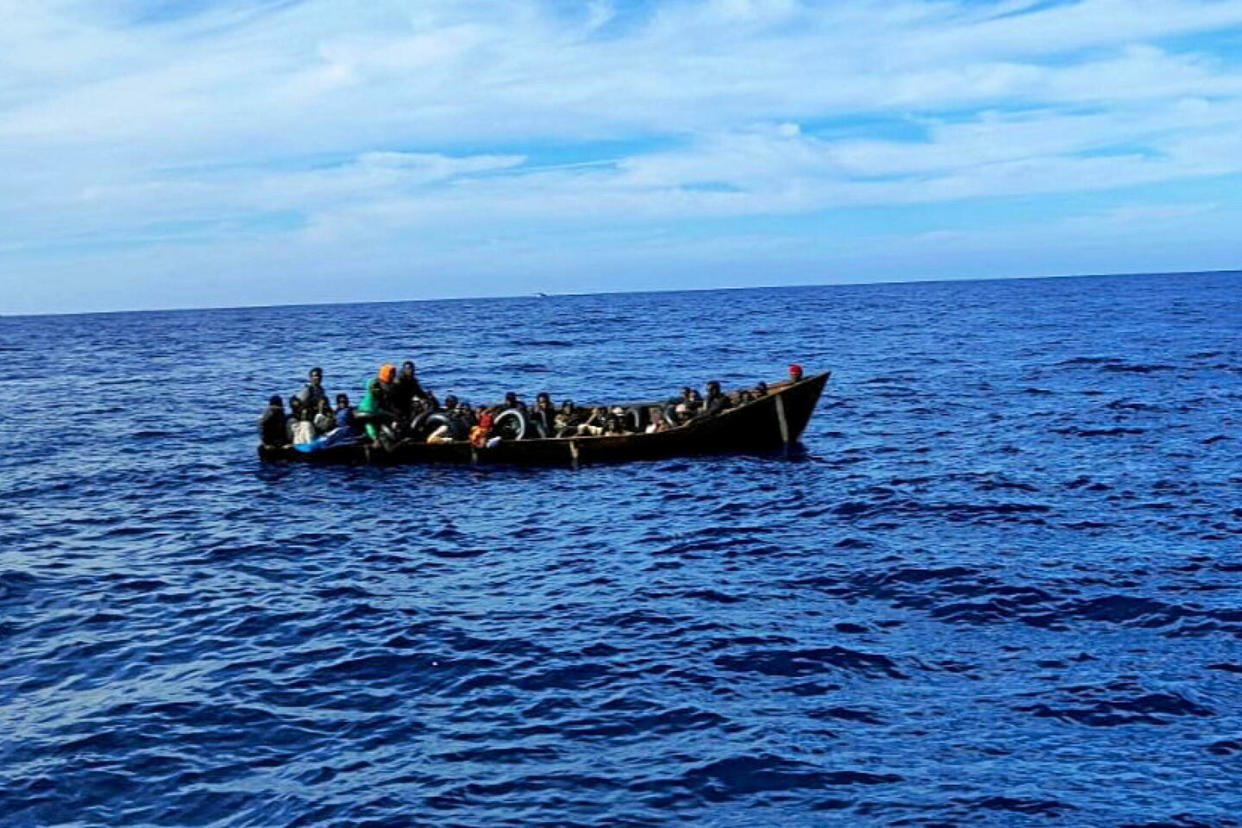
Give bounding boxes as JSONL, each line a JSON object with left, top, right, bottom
{"left": 492, "top": 408, "right": 530, "bottom": 440}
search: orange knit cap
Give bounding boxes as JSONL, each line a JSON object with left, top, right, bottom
{"left": 378, "top": 363, "right": 396, "bottom": 383}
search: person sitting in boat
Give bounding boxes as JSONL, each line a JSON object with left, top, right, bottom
{"left": 701, "top": 380, "right": 733, "bottom": 418}
{"left": 554, "top": 399, "right": 579, "bottom": 434}
{"left": 312, "top": 398, "right": 335, "bottom": 435}
{"left": 576, "top": 406, "right": 607, "bottom": 436}
{"left": 645, "top": 406, "right": 669, "bottom": 434}
{"left": 602, "top": 412, "right": 626, "bottom": 436}
{"left": 470, "top": 408, "right": 502, "bottom": 449}
{"left": 671, "top": 387, "right": 701, "bottom": 422}
{"left": 259, "top": 396, "right": 289, "bottom": 448}
{"left": 286, "top": 396, "right": 304, "bottom": 441}
{"left": 440, "top": 395, "right": 471, "bottom": 441}
{"left": 455, "top": 399, "right": 477, "bottom": 430}
{"left": 392, "top": 360, "right": 432, "bottom": 419}
{"left": 503, "top": 391, "right": 526, "bottom": 411}
{"left": 772, "top": 363, "right": 803, "bottom": 390}
{"left": 530, "top": 392, "right": 556, "bottom": 437}
{"left": 290, "top": 406, "right": 316, "bottom": 446}
{"left": 753, "top": 381, "right": 769, "bottom": 397}
{"left": 294, "top": 366, "right": 327, "bottom": 412}
{"left": 334, "top": 392, "right": 351, "bottom": 417}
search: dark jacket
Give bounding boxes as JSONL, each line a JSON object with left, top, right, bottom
{"left": 703, "top": 393, "right": 732, "bottom": 418}
{"left": 294, "top": 382, "right": 327, "bottom": 411}
{"left": 530, "top": 404, "right": 556, "bottom": 437}
{"left": 259, "top": 405, "right": 288, "bottom": 446}
{"left": 391, "top": 374, "right": 429, "bottom": 416}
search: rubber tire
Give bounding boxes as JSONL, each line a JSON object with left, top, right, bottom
{"left": 413, "top": 411, "right": 452, "bottom": 440}
{"left": 626, "top": 407, "right": 643, "bottom": 432}
{"left": 493, "top": 408, "right": 529, "bottom": 440}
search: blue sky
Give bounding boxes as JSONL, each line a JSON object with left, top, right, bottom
{"left": 2, "top": 0, "right": 1242, "bottom": 313}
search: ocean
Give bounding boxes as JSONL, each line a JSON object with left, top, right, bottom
{"left": 1, "top": 271, "right": 1239, "bottom": 826}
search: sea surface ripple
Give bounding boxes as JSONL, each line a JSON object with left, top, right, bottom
{"left": 1, "top": 272, "right": 1240, "bottom": 826}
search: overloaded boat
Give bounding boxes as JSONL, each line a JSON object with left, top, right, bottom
{"left": 258, "top": 370, "right": 829, "bottom": 467}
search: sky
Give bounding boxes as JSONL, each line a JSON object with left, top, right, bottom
{"left": 2, "top": 0, "right": 1242, "bottom": 314}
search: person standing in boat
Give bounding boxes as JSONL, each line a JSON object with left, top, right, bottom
{"left": 258, "top": 395, "right": 290, "bottom": 448}
{"left": 294, "top": 366, "right": 327, "bottom": 411}
{"left": 357, "top": 364, "right": 400, "bottom": 446}
{"left": 391, "top": 360, "right": 431, "bottom": 419}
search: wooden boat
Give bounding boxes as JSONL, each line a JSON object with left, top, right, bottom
{"left": 258, "top": 371, "right": 829, "bottom": 467}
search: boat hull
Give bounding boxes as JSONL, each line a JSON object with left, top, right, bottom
{"left": 258, "top": 372, "right": 829, "bottom": 467}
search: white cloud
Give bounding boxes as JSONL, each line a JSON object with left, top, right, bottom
{"left": 3, "top": 0, "right": 1242, "bottom": 311}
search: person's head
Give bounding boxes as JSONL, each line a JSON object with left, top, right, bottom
{"left": 335, "top": 393, "right": 350, "bottom": 409}
{"left": 301, "top": 405, "right": 314, "bottom": 421}
{"left": 648, "top": 406, "right": 662, "bottom": 418}
{"left": 755, "top": 381, "right": 768, "bottom": 396}
{"left": 690, "top": 389, "right": 702, "bottom": 402}
{"left": 789, "top": 363, "right": 803, "bottom": 382}
{"left": 378, "top": 363, "right": 396, "bottom": 384}
{"left": 289, "top": 396, "right": 303, "bottom": 415}
{"left": 706, "top": 380, "right": 721, "bottom": 396}
{"left": 317, "top": 398, "right": 331, "bottom": 414}
{"left": 444, "top": 394, "right": 458, "bottom": 411}
{"left": 680, "top": 386, "right": 693, "bottom": 400}
{"left": 561, "top": 399, "right": 574, "bottom": 413}
{"left": 308, "top": 366, "right": 323, "bottom": 386}
{"left": 536, "top": 392, "right": 551, "bottom": 407}
{"left": 504, "top": 391, "right": 519, "bottom": 407}
{"left": 269, "top": 395, "right": 283, "bottom": 408}
{"left": 738, "top": 389, "right": 754, "bottom": 403}
{"left": 369, "top": 378, "right": 383, "bottom": 394}
{"left": 401, "top": 360, "right": 415, "bottom": 378}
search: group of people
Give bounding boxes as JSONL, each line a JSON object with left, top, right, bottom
{"left": 259, "top": 361, "right": 805, "bottom": 452}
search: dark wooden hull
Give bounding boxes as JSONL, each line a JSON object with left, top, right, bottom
{"left": 258, "top": 372, "right": 829, "bottom": 467}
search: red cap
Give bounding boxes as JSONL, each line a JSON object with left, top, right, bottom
{"left": 789, "top": 363, "right": 803, "bottom": 377}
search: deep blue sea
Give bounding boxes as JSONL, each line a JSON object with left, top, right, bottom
{"left": 2, "top": 271, "right": 1240, "bottom": 827}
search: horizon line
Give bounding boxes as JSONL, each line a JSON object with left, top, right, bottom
{"left": 4, "top": 266, "right": 1239, "bottom": 320}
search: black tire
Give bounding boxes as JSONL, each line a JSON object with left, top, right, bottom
{"left": 626, "top": 407, "right": 643, "bottom": 432}
{"left": 413, "top": 411, "right": 452, "bottom": 439}
{"left": 493, "top": 408, "right": 529, "bottom": 440}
